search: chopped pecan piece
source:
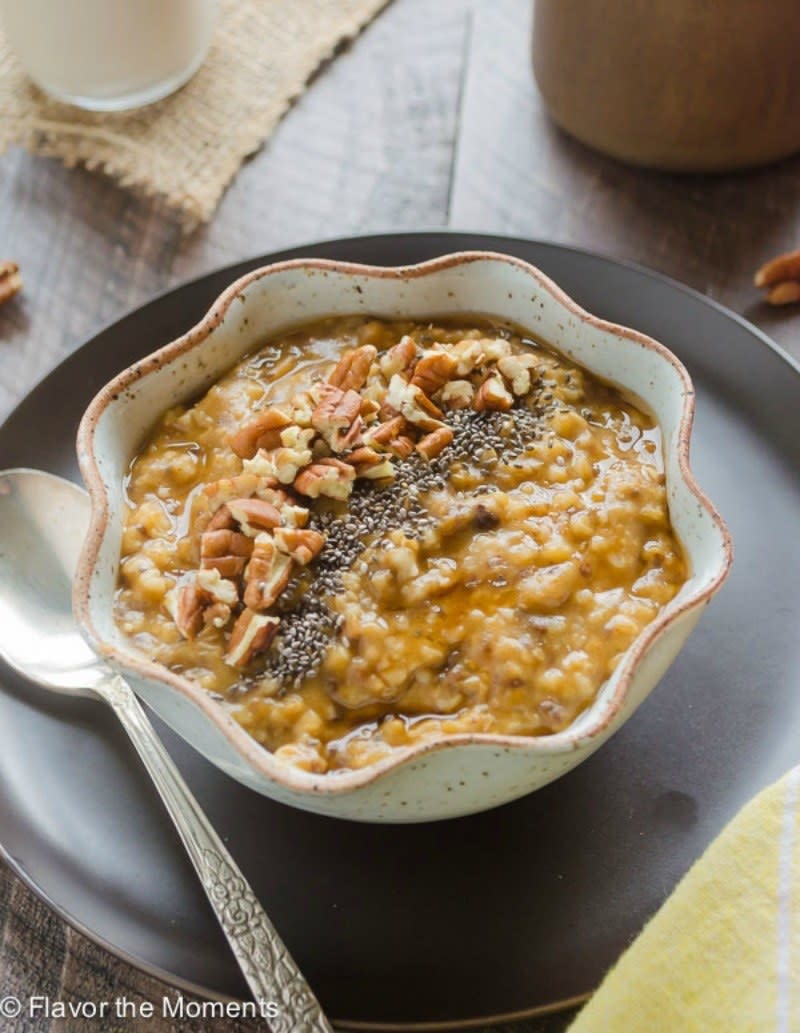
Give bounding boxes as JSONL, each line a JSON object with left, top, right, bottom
{"left": 410, "top": 351, "right": 458, "bottom": 396}
{"left": 479, "top": 337, "right": 513, "bottom": 363}
{"left": 278, "top": 502, "right": 310, "bottom": 528}
{"left": 0, "top": 261, "right": 22, "bottom": 307}
{"left": 346, "top": 446, "right": 396, "bottom": 480}
{"left": 451, "top": 339, "right": 487, "bottom": 376}
{"left": 244, "top": 430, "right": 314, "bottom": 484}
{"left": 497, "top": 354, "right": 539, "bottom": 396}
{"left": 230, "top": 409, "right": 292, "bottom": 459}
{"left": 207, "top": 504, "right": 237, "bottom": 531}
{"left": 197, "top": 473, "right": 275, "bottom": 534}
{"left": 244, "top": 535, "right": 293, "bottom": 610}
{"left": 200, "top": 529, "right": 253, "bottom": 576}
{"left": 473, "top": 373, "right": 514, "bottom": 412}
{"left": 173, "top": 582, "right": 205, "bottom": 638}
{"left": 226, "top": 609, "right": 280, "bottom": 667}
{"left": 440, "top": 379, "right": 475, "bottom": 410}
{"left": 363, "top": 414, "right": 406, "bottom": 448}
{"left": 255, "top": 484, "right": 292, "bottom": 508}
{"left": 387, "top": 435, "right": 415, "bottom": 460}
{"left": 199, "top": 557, "right": 245, "bottom": 579}
{"left": 274, "top": 527, "right": 326, "bottom": 565}
{"left": 203, "top": 473, "right": 263, "bottom": 506}
{"left": 280, "top": 425, "right": 315, "bottom": 450}
{"left": 416, "top": 426, "right": 454, "bottom": 460}
{"left": 203, "top": 602, "right": 233, "bottom": 629}
{"left": 386, "top": 375, "right": 445, "bottom": 430}
{"left": 171, "top": 569, "right": 238, "bottom": 638}
{"left": 378, "top": 399, "right": 401, "bottom": 422}
{"left": 227, "top": 497, "right": 282, "bottom": 534}
{"left": 289, "top": 390, "right": 318, "bottom": 427}
{"left": 379, "top": 335, "right": 418, "bottom": 379}
{"left": 196, "top": 568, "right": 239, "bottom": 605}
{"left": 311, "top": 385, "right": 364, "bottom": 451}
{"left": 293, "top": 458, "right": 356, "bottom": 500}
{"left": 327, "top": 345, "right": 377, "bottom": 391}
{"left": 360, "top": 397, "right": 381, "bottom": 421}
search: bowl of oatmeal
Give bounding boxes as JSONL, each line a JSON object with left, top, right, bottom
{"left": 74, "top": 252, "right": 731, "bottom": 822}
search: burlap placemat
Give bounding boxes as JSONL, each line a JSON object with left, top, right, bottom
{"left": 0, "top": 0, "right": 389, "bottom": 224}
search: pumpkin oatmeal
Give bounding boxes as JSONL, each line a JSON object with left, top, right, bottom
{"left": 115, "top": 316, "right": 687, "bottom": 772}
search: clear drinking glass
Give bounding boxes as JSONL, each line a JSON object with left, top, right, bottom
{"left": 0, "top": 0, "right": 218, "bottom": 112}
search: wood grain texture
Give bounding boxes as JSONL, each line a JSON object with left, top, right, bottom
{"left": 1, "top": 0, "right": 799, "bottom": 1029}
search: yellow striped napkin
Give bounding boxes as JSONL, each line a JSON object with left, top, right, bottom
{"left": 569, "top": 765, "right": 800, "bottom": 1032}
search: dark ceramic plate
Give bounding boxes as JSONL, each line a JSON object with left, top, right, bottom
{"left": 1, "top": 234, "right": 799, "bottom": 1030}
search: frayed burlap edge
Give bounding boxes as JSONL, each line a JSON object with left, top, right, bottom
{"left": 0, "top": 0, "right": 391, "bottom": 227}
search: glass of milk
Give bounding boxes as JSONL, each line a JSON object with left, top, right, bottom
{"left": 0, "top": 0, "right": 218, "bottom": 111}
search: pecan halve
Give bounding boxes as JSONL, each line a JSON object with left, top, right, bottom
{"left": 327, "top": 345, "right": 378, "bottom": 391}
{"left": 754, "top": 248, "right": 800, "bottom": 289}
{"left": 226, "top": 609, "right": 280, "bottom": 667}
{"left": 766, "top": 280, "right": 800, "bottom": 306}
{"left": 416, "top": 426, "right": 454, "bottom": 460}
{"left": 274, "top": 527, "right": 326, "bottom": 565}
{"left": 230, "top": 409, "right": 292, "bottom": 459}
{"left": 0, "top": 261, "right": 22, "bottom": 307}
{"left": 243, "top": 536, "right": 293, "bottom": 610}
{"left": 473, "top": 374, "right": 514, "bottom": 412}
{"left": 410, "top": 351, "right": 458, "bottom": 396}
{"left": 293, "top": 458, "right": 356, "bottom": 500}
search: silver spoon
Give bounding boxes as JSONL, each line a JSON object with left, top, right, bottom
{"left": 0, "top": 468, "right": 333, "bottom": 1033}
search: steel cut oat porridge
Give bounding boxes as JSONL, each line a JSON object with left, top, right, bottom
{"left": 115, "top": 317, "right": 687, "bottom": 771}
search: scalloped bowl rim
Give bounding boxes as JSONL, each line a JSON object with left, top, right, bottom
{"left": 74, "top": 251, "right": 733, "bottom": 797}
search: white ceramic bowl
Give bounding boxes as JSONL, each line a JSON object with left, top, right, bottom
{"left": 74, "top": 252, "right": 732, "bottom": 822}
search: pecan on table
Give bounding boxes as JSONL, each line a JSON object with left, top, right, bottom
{"left": 0, "top": 261, "right": 22, "bottom": 307}
{"left": 754, "top": 248, "right": 800, "bottom": 306}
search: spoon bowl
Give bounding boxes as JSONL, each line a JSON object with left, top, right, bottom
{"left": 0, "top": 469, "right": 106, "bottom": 693}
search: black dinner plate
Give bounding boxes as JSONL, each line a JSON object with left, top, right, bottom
{"left": 1, "top": 233, "right": 799, "bottom": 1030}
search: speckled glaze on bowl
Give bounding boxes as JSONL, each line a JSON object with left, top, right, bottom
{"left": 74, "top": 252, "right": 732, "bottom": 823}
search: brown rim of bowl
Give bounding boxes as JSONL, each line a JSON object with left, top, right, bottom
{"left": 74, "top": 251, "right": 733, "bottom": 797}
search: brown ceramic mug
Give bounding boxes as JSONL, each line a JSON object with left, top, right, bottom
{"left": 532, "top": 0, "right": 800, "bottom": 171}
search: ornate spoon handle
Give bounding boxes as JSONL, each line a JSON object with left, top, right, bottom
{"left": 97, "top": 674, "right": 333, "bottom": 1033}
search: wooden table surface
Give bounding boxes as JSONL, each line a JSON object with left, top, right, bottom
{"left": 1, "top": 0, "right": 799, "bottom": 1030}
